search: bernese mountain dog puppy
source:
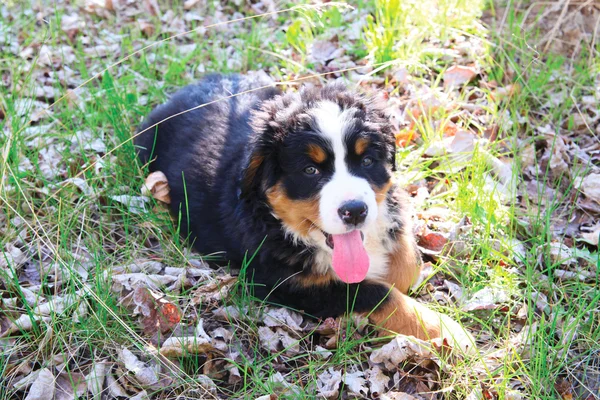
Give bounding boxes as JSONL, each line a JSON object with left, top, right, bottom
{"left": 136, "top": 73, "right": 473, "bottom": 351}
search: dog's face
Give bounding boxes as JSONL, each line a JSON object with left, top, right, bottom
{"left": 243, "top": 84, "right": 395, "bottom": 283}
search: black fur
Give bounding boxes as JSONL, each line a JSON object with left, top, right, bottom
{"left": 135, "top": 73, "right": 403, "bottom": 318}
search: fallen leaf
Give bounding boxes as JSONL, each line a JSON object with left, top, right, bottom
{"left": 462, "top": 287, "right": 510, "bottom": 312}
{"left": 106, "top": 372, "right": 129, "bottom": 398}
{"left": 157, "top": 336, "right": 213, "bottom": 358}
{"left": 310, "top": 40, "right": 344, "bottom": 64}
{"left": 25, "top": 368, "right": 55, "bottom": 400}
{"left": 86, "top": 361, "right": 108, "bottom": 397}
{"left": 0, "top": 314, "right": 51, "bottom": 338}
{"left": 118, "top": 347, "right": 159, "bottom": 386}
{"left": 380, "top": 393, "right": 419, "bottom": 400}
{"left": 142, "top": 171, "right": 171, "bottom": 204}
{"left": 366, "top": 365, "right": 389, "bottom": 397}
{"left": 55, "top": 372, "right": 87, "bottom": 400}
{"left": 138, "top": 19, "right": 155, "bottom": 36}
{"left": 444, "top": 65, "right": 478, "bottom": 89}
{"left": 111, "top": 273, "right": 178, "bottom": 292}
{"left": 317, "top": 367, "right": 342, "bottom": 398}
{"left": 129, "top": 287, "right": 181, "bottom": 335}
{"left": 344, "top": 369, "right": 368, "bottom": 397}
{"left": 370, "top": 335, "right": 434, "bottom": 370}
{"left": 579, "top": 224, "right": 600, "bottom": 246}
{"left": 395, "top": 129, "right": 418, "bottom": 147}
{"left": 109, "top": 195, "right": 150, "bottom": 214}
{"left": 546, "top": 242, "right": 576, "bottom": 265}
{"left": 257, "top": 326, "right": 290, "bottom": 354}
{"left": 581, "top": 173, "right": 600, "bottom": 204}
{"left": 263, "top": 307, "right": 303, "bottom": 331}
{"left": 418, "top": 232, "right": 448, "bottom": 252}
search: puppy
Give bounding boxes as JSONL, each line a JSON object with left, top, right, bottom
{"left": 136, "top": 73, "right": 473, "bottom": 351}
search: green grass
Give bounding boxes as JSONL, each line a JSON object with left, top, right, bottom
{"left": 1, "top": 0, "right": 599, "bottom": 398}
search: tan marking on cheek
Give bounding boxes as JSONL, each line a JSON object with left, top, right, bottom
{"left": 373, "top": 179, "right": 393, "bottom": 204}
{"left": 266, "top": 183, "right": 321, "bottom": 237}
{"left": 307, "top": 144, "right": 327, "bottom": 164}
{"left": 355, "top": 138, "right": 369, "bottom": 155}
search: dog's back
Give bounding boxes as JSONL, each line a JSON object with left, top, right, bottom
{"left": 135, "top": 73, "right": 279, "bottom": 257}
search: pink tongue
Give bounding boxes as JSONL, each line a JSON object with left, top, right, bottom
{"left": 331, "top": 231, "right": 370, "bottom": 283}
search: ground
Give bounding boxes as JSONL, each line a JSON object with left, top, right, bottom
{"left": 0, "top": 0, "right": 599, "bottom": 399}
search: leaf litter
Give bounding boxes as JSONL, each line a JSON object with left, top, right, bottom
{"left": 1, "top": 0, "right": 599, "bottom": 399}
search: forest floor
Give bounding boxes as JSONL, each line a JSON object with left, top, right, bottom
{"left": 1, "top": 0, "right": 599, "bottom": 399}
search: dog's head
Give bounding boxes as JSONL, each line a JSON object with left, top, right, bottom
{"left": 242, "top": 83, "right": 395, "bottom": 283}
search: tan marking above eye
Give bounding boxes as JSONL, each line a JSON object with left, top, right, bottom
{"left": 355, "top": 138, "right": 369, "bottom": 155}
{"left": 307, "top": 144, "right": 327, "bottom": 164}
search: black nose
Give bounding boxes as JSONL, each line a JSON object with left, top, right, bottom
{"left": 338, "top": 201, "right": 368, "bottom": 226}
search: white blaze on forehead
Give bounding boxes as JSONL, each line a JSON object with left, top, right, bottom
{"left": 311, "top": 101, "right": 378, "bottom": 235}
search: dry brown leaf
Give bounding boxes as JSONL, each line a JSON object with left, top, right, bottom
{"left": 370, "top": 335, "right": 434, "bottom": 370}
{"left": 443, "top": 65, "right": 478, "bottom": 89}
{"left": 138, "top": 19, "right": 155, "bottom": 36}
{"left": 258, "top": 326, "right": 280, "bottom": 353}
{"left": 263, "top": 307, "right": 303, "bottom": 331}
{"left": 109, "top": 195, "right": 150, "bottom": 214}
{"left": 581, "top": 173, "right": 600, "bottom": 204}
{"left": 462, "top": 287, "right": 509, "bottom": 312}
{"left": 111, "top": 273, "right": 178, "bottom": 292}
{"left": 106, "top": 372, "right": 129, "bottom": 397}
{"left": 418, "top": 232, "right": 448, "bottom": 253}
{"left": 118, "top": 347, "right": 158, "bottom": 386}
{"left": 579, "top": 224, "right": 600, "bottom": 246}
{"left": 55, "top": 372, "right": 87, "bottom": 400}
{"left": 316, "top": 367, "right": 342, "bottom": 398}
{"left": 395, "top": 129, "right": 418, "bottom": 147}
{"left": 144, "top": 0, "right": 161, "bottom": 16}
{"left": 86, "top": 361, "right": 108, "bottom": 397}
{"left": 0, "top": 314, "right": 51, "bottom": 338}
{"left": 310, "top": 40, "right": 344, "bottom": 64}
{"left": 366, "top": 365, "right": 389, "bottom": 397}
{"left": 184, "top": 0, "right": 202, "bottom": 10}
{"left": 130, "top": 287, "right": 181, "bottom": 335}
{"left": 343, "top": 369, "right": 368, "bottom": 397}
{"left": 142, "top": 171, "right": 171, "bottom": 204}
{"left": 157, "top": 336, "right": 213, "bottom": 358}
{"left": 380, "top": 393, "right": 419, "bottom": 400}
{"left": 25, "top": 368, "right": 55, "bottom": 400}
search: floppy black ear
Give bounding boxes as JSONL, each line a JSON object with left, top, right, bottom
{"left": 240, "top": 101, "right": 283, "bottom": 198}
{"left": 240, "top": 149, "right": 265, "bottom": 198}
{"left": 369, "top": 92, "right": 397, "bottom": 172}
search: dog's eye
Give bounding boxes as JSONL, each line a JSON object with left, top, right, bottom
{"left": 361, "top": 156, "right": 374, "bottom": 167}
{"left": 304, "top": 166, "right": 320, "bottom": 175}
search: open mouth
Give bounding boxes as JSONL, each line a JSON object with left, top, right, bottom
{"left": 322, "top": 230, "right": 365, "bottom": 250}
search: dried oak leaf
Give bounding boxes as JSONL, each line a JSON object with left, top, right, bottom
{"left": 370, "top": 335, "right": 434, "bottom": 370}
{"left": 317, "top": 367, "right": 342, "bottom": 398}
{"left": 132, "top": 287, "right": 181, "bottom": 335}
{"left": 25, "top": 368, "right": 55, "bottom": 400}
{"left": 142, "top": 171, "right": 171, "bottom": 204}
{"left": 581, "top": 173, "right": 600, "bottom": 204}
{"left": 418, "top": 232, "right": 448, "bottom": 253}
{"left": 443, "top": 65, "right": 478, "bottom": 89}
{"left": 157, "top": 336, "right": 213, "bottom": 358}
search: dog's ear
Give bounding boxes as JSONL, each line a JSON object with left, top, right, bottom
{"left": 240, "top": 103, "right": 282, "bottom": 198}
{"left": 240, "top": 151, "right": 265, "bottom": 198}
{"left": 369, "top": 92, "right": 397, "bottom": 172}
